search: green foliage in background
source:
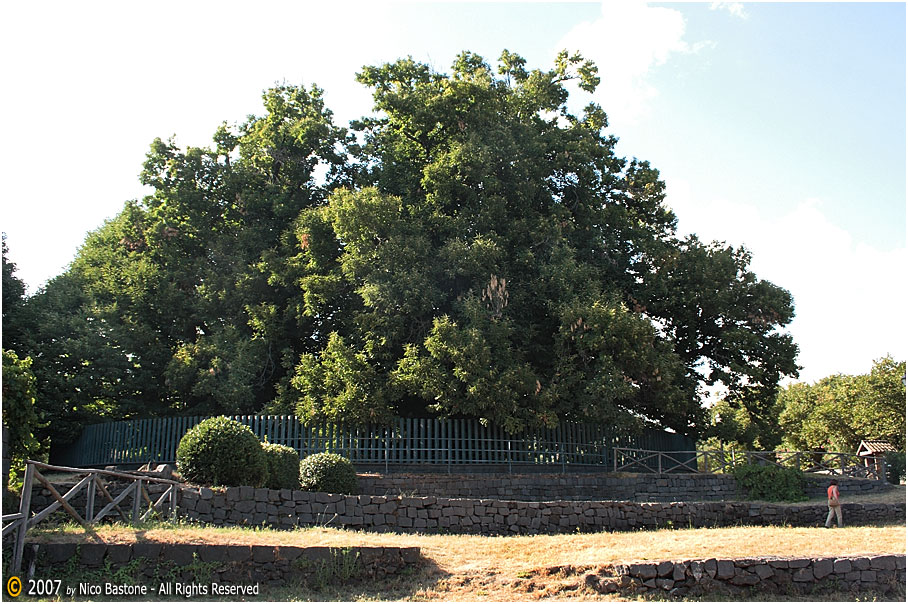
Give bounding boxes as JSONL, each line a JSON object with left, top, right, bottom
{"left": 1, "top": 349, "right": 46, "bottom": 490}
{"left": 176, "top": 416, "right": 267, "bottom": 487}
{"left": 733, "top": 463, "right": 807, "bottom": 502}
{"left": 299, "top": 453, "right": 358, "bottom": 495}
{"left": 11, "top": 50, "right": 800, "bottom": 452}
{"left": 885, "top": 451, "right": 905, "bottom": 485}
{"left": 262, "top": 442, "right": 301, "bottom": 490}
{"left": 778, "top": 356, "right": 906, "bottom": 452}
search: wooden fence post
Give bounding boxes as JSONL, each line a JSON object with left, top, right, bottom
{"left": 85, "top": 473, "right": 97, "bottom": 523}
{"left": 132, "top": 480, "right": 142, "bottom": 523}
{"left": 11, "top": 462, "right": 35, "bottom": 574}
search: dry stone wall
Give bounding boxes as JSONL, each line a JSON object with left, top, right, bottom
{"left": 357, "top": 472, "right": 891, "bottom": 502}
{"left": 583, "top": 554, "right": 905, "bottom": 598}
{"left": 175, "top": 487, "right": 905, "bottom": 535}
{"left": 23, "top": 472, "right": 899, "bottom": 536}
{"left": 359, "top": 472, "right": 738, "bottom": 501}
{"left": 24, "top": 542, "right": 420, "bottom": 589}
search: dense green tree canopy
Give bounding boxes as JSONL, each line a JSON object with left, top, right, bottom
{"left": 2, "top": 235, "right": 28, "bottom": 355}
{"left": 288, "top": 50, "right": 797, "bottom": 435}
{"left": 2, "top": 349, "right": 45, "bottom": 488}
{"left": 777, "top": 356, "right": 905, "bottom": 452}
{"left": 19, "top": 50, "right": 799, "bottom": 449}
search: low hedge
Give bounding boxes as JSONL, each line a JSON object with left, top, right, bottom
{"left": 263, "top": 442, "right": 301, "bottom": 490}
{"left": 299, "top": 452, "right": 358, "bottom": 495}
{"left": 733, "top": 463, "right": 807, "bottom": 502}
{"left": 176, "top": 416, "right": 268, "bottom": 487}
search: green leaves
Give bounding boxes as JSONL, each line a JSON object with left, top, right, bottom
{"left": 292, "top": 333, "right": 392, "bottom": 425}
{"left": 1, "top": 349, "right": 46, "bottom": 488}
{"left": 778, "top": 356, "right": 906, "bottom": 452}
{"left": 21, "top": 50, "right": 802, "bottom": 449}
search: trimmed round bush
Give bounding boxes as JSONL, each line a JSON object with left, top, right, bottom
{"left": 263, "top": 442, "right": 301, "bottom": 490}
{"left": 176, "top": 416, "right": 267, "bottom": 487}
{"left": 299, "top": 453, "right": 358, "bottom": 494}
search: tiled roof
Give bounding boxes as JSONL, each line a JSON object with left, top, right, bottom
{"left": 857, "top": 440, "right": 897, "bottom": 455}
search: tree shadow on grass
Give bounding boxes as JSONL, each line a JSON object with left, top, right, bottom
{"left": 260, "top": 553, "right": 451, "bottom": 602}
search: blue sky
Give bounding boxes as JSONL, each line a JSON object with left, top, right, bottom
{"left": 1, "top": 1, "right": 905, "bottom": 387}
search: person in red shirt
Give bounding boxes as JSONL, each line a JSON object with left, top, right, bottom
{"left": 825, "top": 479, "right": 843, "bottom": 528}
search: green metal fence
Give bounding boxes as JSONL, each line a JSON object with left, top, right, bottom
{"left": 56, "top": 416, "right": 694, "bottom": 470}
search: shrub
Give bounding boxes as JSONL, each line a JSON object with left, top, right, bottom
{"left": 176, "top": 416, "right": 267, "bottom": 487}
{"left": 299, "top": 453, "right": 358, "bottom": 494}
{"left": 733, "top": 463, "right": 807, "bottom": 502}
{"left": 263, "top": 442, "right": 301, "bottom": 490}
{"left": 885, "top": 451, "right": 905, "bottom": 484}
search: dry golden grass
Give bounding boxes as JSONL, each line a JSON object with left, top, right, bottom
{"left": 28, "top": 522, "right": 906, "bottom": 601}
{"left": 22, "top": 483, "right": 906, "bottom": 601}
{"left": 29, "top": 523, "right": 905, "bottom": 571}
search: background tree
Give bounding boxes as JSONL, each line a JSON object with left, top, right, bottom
{"left": 20, "top": 50, "right": 799, "bottom": 454}
{"left": 2, "top": 349, "right": 46, "bottom": 489}
{"left": 2, "top": 234, "right": 29, "bottom": 354}
{"left": 777, "top": 356, "right": 906, "bottom": 452}
{"left": 22, "top": 84, "right": 348, "bottom": 452}
{"left": 290, "top": 50, "right": 798, "bottom": 435}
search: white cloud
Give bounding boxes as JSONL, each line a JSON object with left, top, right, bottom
{"left": 710, "top": 2, "right": 750, "bottom": 20}
{"left": 666, "top": 179, "right": 908, "bottom": 384}
{"left": 556, "top": 1, "right": 707, "bottom": 128}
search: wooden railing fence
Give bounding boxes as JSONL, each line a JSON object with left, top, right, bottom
{"left": 2, "top": 461, "right": 181, "bottom": 575}
{"left": 613, "top": 448, "right": 886, "bottom": 479}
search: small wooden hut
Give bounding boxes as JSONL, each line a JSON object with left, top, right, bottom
{"left": 856, "top": 440, "right": 896, "bottom": 477}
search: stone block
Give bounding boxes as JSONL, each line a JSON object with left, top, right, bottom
{"left": 42, "top": 543, "right": 77, "bottom": 564}
{"left": 254, "top": 488, "right": 270, "bottom": 502}
{"left": 380, "top": 502, "right": 397, "bottom": 514}
{"left": 752, "top": 564, "right": 774, "bottom": 580}
{"left": 851, "top": 557, "right": 871, "bottom": 570}
{"left": 657, "top": 561, "right": 674, "bottom": 577}
{"left": 715, "top": 560, "right": 735, "bottom": 580}
{"left": 226, "top": 545, "right": 252, "bottom": 561}
{"left": 252, "top": 545, "right": 275, "bottom": 563}
{"left": 275, "top": 546, "right": 302, "bottom": 562}
{"left": 239, "top": 485, "right": 254, "bottom": 499}
{"left": 106, "top": 544, "right": 132, "bottom": 564}
{"left": 199, "top": 487, "right": 213, "bottom": 500}
{"left": 80, "top": 543, "right": 107, "bottom": 567}
{"left": 813, "top": 558, "right": 833, "bottom": 579}
{"left": 833, "top": 559, "right": 852, "bottom": 574}
{"left": 673, "top": 563, "right": 687, "bottom": 581}
{"left": 225, "top": 487, "right": 241, "bottom": 501}
{"left": 730, "top": 571, "right": 759, "bottom": 586}
{"left": 165, "top": 544, "right": 196, "bottom": 566}
{"left": 869, "top": 555, "right": 897, "bottom": 570}
{"left": 860, "top": 570, "right": 877, "bottom": 582}
{"left": 132, "top": 543, "right": 162, "bottom": 561}
{"left": 792, "top": 568, "right": 814, "bottom": 582}
{"left": 629, "top": 563, "right": 657, "bottom": 579}
{"left": 198, "top": 545, "right": 228, "bottom": 563}
{"left": 787, "top": 558, "right": 810, "bottom": 569}
{"left": 655, "top": 578, "right": 674, "bottom": 590}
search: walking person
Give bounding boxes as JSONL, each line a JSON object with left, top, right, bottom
{"left": 825, "top": 479, "right": 843, "bottom": 528}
